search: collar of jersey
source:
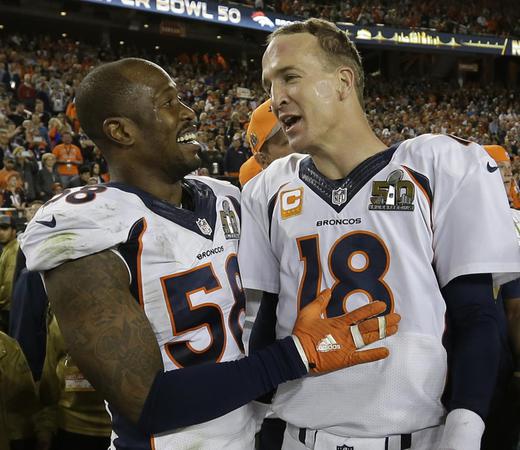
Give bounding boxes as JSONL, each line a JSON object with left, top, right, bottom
{"left": 106, "top": 181, "right": 218, "bottom": 240}
{"left": 298, "top": 143, "right": 400, "bottom": 213}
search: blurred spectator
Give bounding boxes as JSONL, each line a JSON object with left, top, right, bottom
{"left": 66, "top": 164, "right": 91, "bottom": 188}
{"left": 0, "top": 156, "right": 22, "bottom": 190}
{"left": 13, "top": 147, "right": 38, "bottom": 202}
{"left": 24, "top": 200, "right": 44, "bottom": 224}
{"left": 89, "top": 162, "right": 104, "bottom": 185}
{"left": 33, "top": 99, "right": 51, "bottom": 128}
{"left": 52, "top": 131, "right": 83, "bottom": 184}
{"left": 36, "top": 315, "right": 112, "bottom": 450}
{"left": 224, "top": 133, "right": 251, "bottom": 177}
{"left": 9, "top": 201, "right": 47, "bottom": 383}
{"left": 36, "top": 153, "right": 61, "bottom": 202}
{"left": 17, "top": 74, "right": 36, "bottom": 110}
{"left": 8, "top": 103, "right": 30, "bottom": 128}
{"left": 88, "top": 147, "right": 109, "bottom": 181}
{"left": 0, "top": 215, "right": 19, "bottom": 332}
{"left": 200, "top": 149, "right": 224, "bottom": 176}
{"left": 2, "top": 173, "right": 27, "bottom": 210}
{"left": 48, "top": 118, "right": 65, "bottom": 148}
{"left": 77, "top": 129, "right": 95, "bottom": 162}
{"left": 51, "top": 182, "right": 64, "bottom": 197}
{"left": 0, "top": 331, "right": 40, "bottom": 448}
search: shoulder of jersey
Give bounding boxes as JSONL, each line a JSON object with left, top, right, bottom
{"left": 19, "top": 185, "right": 147, "bottom": 272}
{"left": 243, "top": 153, "right": 306, "bottom": 198}
{"left": 186, "top": 175, "right": 240, "bottom": 199}
{"left": 32, "top": 185, "right": 143, "bottom": 218}
{"left": 399, "top": 133, "right": 482, "bottom": 155}
{"left": 397, "top": 133, "right": 489, "bottom": 167}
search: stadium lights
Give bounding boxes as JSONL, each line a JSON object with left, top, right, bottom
{"left": 144, "top": 24, "right": 149, "bottom": 29}
{"left": 119, "top": 40, "right": 125, "bottom": 45}
{"left": 155, "top": 45, "right": 160, "bottom": 50}
{"left": 217, "top": 35, "right": 222, "bottom": 39}
{"left": 60, "top": 11, "right": 67, "bottom": 16}
{"left": 62, "top": 33, "right": 67, "bottom": 37}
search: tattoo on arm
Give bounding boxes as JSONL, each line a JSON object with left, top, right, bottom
{"left": 44, "top": 250, "right": 163, "bottom": 424}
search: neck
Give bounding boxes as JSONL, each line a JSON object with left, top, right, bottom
{"left": 109, "top": 162, "right": 183, "bottom": 206}
{"left": 310, "top": 110, "right": 387, "bottom": 180}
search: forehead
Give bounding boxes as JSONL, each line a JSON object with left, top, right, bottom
{"left": 123, "top": 62, "right": 177, "bottom": 99}
{"left": 262, "top": 33, "right": 321, "bottom": 77}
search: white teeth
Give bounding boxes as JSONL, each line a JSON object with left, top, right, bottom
{"left": 177, "top": 132, "right": 197, "bottom": 143}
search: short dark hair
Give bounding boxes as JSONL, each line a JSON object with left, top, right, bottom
{"left": 79, "top": 164, "right": 91, "bottom": 174}
{"left": 267, "top": 18, "right": 364, "bottom": 105}
{"left": 75, "top": 58, "right": 153, "bottom": 146}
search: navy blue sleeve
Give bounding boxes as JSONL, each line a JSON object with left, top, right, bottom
{"left": 442, "top": 273, "right": 500, "bottom": 419}
{"left": 249, "top": 291, "right": 280, "bottom": 404}
{"left": 501, "top": 278, "right": 520, "bottom": 300}
{"left": 249, "top": 292, "right": 279, "bottom": 353}
{"left": 138, "top": 336, "right": 306, "bottom": 435}
{"left": 8, "top": 269, "right": 48, "bottom": 381}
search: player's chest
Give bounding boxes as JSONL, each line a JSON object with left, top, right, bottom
{"left": 272, "top": 165, "right": 432, "bottom": 249}
{"left": 137, "top": 200, "right": 241, "bottom": 272}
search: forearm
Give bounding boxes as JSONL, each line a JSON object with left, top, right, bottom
{"left": 138, "top": 336, "right": 306, "bottom": 435}
{"left": 447, "top": 311, "right": 500, "bottom": 417}
{"left": 443, "top": 273, "right": 500, "bottom": 419}
{"left": 44, "top": 251, "right": 163, "bottom": 424}
{"left": 247, "top": 290, "right": 278, "bottom": 353}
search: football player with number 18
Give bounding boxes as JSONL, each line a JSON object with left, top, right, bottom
{"left": 238, "top": 19, "right": 520, "bottom": 450}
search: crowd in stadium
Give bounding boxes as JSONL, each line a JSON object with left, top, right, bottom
{"left": 236, "top": 0, "right": 520, "bottom": 37}
{"left": 1, "top": 31, "right": 519, "bottom": 212}
{"left": 0, "top": 3, "right": 520, "bottom": 446}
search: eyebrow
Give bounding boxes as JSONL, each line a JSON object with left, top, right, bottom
{"left": 262, "top": 65, "right": 300, "bottom": 91}
{"left": 154, "top": 84, "right": 178, "bottom": 102}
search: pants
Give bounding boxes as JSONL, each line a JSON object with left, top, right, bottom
{"left": 282, "top": 424, "right": 443, "bottom": 450}
{"left": 257, "top": 418, "right": 286, "bottom": 450}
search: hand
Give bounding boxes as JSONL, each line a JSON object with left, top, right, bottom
{"left": 292, "top": 289, "right": 400, "bottom": 373}
{"left": 437, "top": 409, "right": 484, "bottom": 450}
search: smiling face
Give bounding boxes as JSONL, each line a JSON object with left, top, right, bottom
{"left": 135, "top": 65, "right": 201, "bottom": 181}
{"left": 76, "top": 59, "right": 202, "bottom": 185}
{"left": 262, "top": 33, "right": 345, "bottom": 154}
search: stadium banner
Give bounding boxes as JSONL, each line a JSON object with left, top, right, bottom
{"left": 81, "top": 0, "right": 520, "bottom": 57}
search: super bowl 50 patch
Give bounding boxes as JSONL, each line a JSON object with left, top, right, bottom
{"left": 369, "top": 169, "right": 414, "bottom": 211}
{"left": 220, "top": 200, "right": 240, "bottom": 239}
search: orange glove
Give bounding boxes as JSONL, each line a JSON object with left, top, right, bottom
{"left": 292, "top": 289, "right": 400, "bottom": 373}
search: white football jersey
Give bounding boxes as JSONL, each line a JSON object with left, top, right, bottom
{"left": 238, "top": 134, "right": 520, "bottom": 437}
{"left": 20, "top": 177, "right": 255, "bottom": 450}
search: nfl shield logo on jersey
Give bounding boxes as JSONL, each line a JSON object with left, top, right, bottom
{"left": 336, "top": 445, "right": 353, "bottom": 450}
{"left": 196, "top": 218, "right": 213, "bottom": 236}
{"left": 332, "top": 187, "right": 347, "bottom": 206}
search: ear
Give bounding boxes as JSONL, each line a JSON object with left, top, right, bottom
{"left": 102, "top": 118, "right": 135, "bottom": 146}
{"left": 337, "top": 66, "right": 355, "bottom": 101}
